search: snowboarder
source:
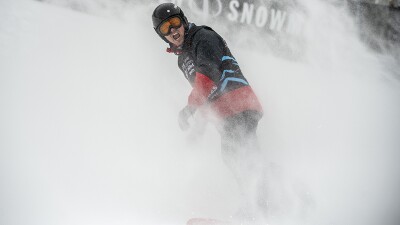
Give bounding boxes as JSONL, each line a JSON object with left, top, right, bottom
{"left": 152, "top": 3, "right": 264, "bottom": 221}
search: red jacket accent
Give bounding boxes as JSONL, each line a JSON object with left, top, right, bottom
{"left": 188, "top": 72, "right": 263, "bottom": 119}
{"left": 210, "top": 86, "right": 263, "bottom": 118}
{"left": 188, "top": 72, "right": 215, "bottom": 107}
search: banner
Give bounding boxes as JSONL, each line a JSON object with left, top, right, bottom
{"left": 157, "top": 0, "right": 306, "bottom": 37}
{"left": 158, "top": 0, "right": 399, "bottom": 58}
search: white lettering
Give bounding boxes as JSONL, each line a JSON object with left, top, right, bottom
{"left": 240, "top": 3, "right": 254, "bottom": 25}
{"left": 188, "top": 0, "right": 208, "bottom": 21}
{"left": 186, "top": 0, "right": 222, "bottom": 19}
{"left": 227, "top": 0, "right": 240, "bottom": 22}
{"left": 255, "top": 6, "right": 268, "bottom": 28}
{"left": 269, "top": 9, "right": 287, "bottom": 31}
{"left": 213, "top": 0, "right": 223, "bottom": 18}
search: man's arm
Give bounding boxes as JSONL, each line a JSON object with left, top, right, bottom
{"left": 187, "top": 31, "right": 225, "bottom": 109}
{"left": 187, "top": 72, "right": 215, "bottom": 108}
{"left": 178, "top": 31, "right": 224, "bottom": 130}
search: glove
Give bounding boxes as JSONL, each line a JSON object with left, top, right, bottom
{"left": 178, "top": 105, "right": 196, "bottom": 131}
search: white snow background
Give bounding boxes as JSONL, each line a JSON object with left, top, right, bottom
{"left": 0, "top": 0, "right": 399, "bottom": 225}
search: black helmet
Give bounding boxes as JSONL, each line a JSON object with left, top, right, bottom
{"left": 152, "top": 3, "right": 188, "bottom": 43}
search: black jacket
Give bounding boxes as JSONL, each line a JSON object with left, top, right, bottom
{"left": 173, "top": 23, "right": 262, "bottom": 118}
{"left": 178, "top": 23, "right": 249, "bottom": 100}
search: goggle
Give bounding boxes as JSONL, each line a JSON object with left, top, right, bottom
{"left": 158, "top": 17, "right": 182, "bottom": 36}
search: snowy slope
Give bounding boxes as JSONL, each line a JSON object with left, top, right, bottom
{"left": 1, "top": 1, "right": 400, "bottom": 225}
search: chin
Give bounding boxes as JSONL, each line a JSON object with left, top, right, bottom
{"left": 171, "top": 41, "right": 182, "bottom": 47}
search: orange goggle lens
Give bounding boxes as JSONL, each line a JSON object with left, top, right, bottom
{"left": 159, "top": 17, "right": 182, "bottom": 36}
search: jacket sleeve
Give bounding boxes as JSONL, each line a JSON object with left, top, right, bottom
{"left": 187, "top": 31, "right": 225, "bottom": 108}
{"left": 194, "top": 32, "right": 225, "bottom": 83}
{"left": 188, "top": 72, "right": 215, "bottom": 108}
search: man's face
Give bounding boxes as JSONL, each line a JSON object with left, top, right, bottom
{"left": 164, "top": 25, "right": 185, "bottom": 47}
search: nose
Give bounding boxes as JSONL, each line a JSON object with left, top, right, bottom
{"left": 170, "top": 27, "right": 177, "bottom": 34}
